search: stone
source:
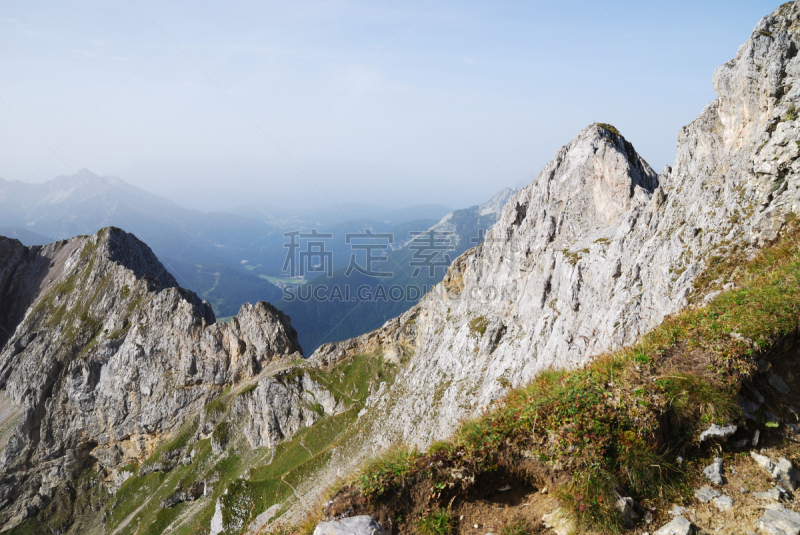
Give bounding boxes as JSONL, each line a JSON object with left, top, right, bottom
{"left": 694, "top": 486, "right": 721, "bottom": 503}
{"left": 756, "top": 505, "right": 800, "bottom": 535}
{"left": 769, "top": 374, "right": 791, "bottom": 394}
{"left": 754, "top": 488, "right": 784, "bottom": 501}
{"left": 542, "top": 509, "right": 575, "bottom": 535}
{"left": 699, "top": 424, "right": 737, "bottom": 442}
{"left": 669, "top": 505, "right": 688, "bottom": 516}
{"left": 654, "top": 516, "right": 693, "bottom": 535}
{"left": 788, "top": 423, "right": 800, "bottom": 435}
{"left": 712, "top": 495, "right": 734, "bottom": 512}
{"left": 313, "top": 516, "right": 388, "bottom": 535}
{"left": 616, "top": 496, "right": 638, "bottom": 526}
{"left": 753, "top": 430, "right": 761, "bottom": 447}
{"left": 752, "top": 453, "right": 800, "bottom": 490}
{"left": 703, "top": 457, "right": 725, "bottom": 485}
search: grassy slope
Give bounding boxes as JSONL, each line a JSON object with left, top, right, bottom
{"left": 44, "top": 352, "right": 398, "bottom": 535}
{"left": 321, "top": 223, "right": 800, "bottom": 533}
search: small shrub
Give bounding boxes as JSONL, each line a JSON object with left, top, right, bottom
{"left": 469, "top": 316, "right": 489, "bottom": 337}
{"left": 205, "top": 398, "right": 226, "bottom": 415}
{"left": 427, "top": 441, "right": 451, "bottom": 455}
{"left": 357, "top": 446, "right": 420, "bottom": 500}
{"left": 501, "top": 519, "right": 531, "bottom": 535}
{"left": 785, "top": 104, "right": 797, "bottom": 121}
{"left": 213, "top": 422, "right": 229, "bottom": 445}
{"left": 417, "top": 509, "right": 452, "bottom": 535}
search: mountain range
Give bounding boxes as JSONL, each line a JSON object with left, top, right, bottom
{"left": 1, "top": 3, "right": 799, "bottom": 534}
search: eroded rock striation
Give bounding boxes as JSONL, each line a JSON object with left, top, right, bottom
{"left": 0, "top": 227, "right": 303, "bottom": 527}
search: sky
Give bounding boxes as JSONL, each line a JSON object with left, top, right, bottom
{"left": 0, "top": 0, "right": 782, "bottom": 212}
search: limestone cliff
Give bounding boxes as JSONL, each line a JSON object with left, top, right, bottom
{"left": 305, "top": 0, "right": 800, "bottom": 494}
{"left": 0, "top": 228, "right": 303, "bottom": 529}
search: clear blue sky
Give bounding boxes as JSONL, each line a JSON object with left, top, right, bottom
{"left": 0, "top": 1, "right": 782, "bottom": 211}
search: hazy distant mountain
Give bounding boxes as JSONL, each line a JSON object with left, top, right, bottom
{"left": 0, "top": 170, "right": 454, "bottom": 319}
{"left": 0, "top": 227, "right": 53, "bottom": 246}
{"left": 233, "top": 202, "right": 451, "bottom": 228}
{"left": 0, "top": 170, "right": 285, "bottom": 315}
{"left": 280, "top": 186, "right": 516, "bottom": 352}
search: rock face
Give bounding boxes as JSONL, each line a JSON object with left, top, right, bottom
{"left": 0, "top": 227, "right": 303, "bottom": 527}
{"left": 310, "top": 1, "right": 800, "bottom": 449}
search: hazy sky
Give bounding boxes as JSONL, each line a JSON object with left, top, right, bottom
{"left": 0, "top": 1, "right": 780, "bottom": 211}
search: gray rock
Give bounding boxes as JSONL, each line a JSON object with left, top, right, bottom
{"left": 699, "top": 424, "right": 737, "bottom": 442}
{"left": 752, "top": 453, "right": 800, "bottom": 490}
{"left": 769, "top": 374, "right": 791, "bottom": 394}
{"left": 654, "top": 516, "right": 693, "bottom": 535}
{"left": 694, "top": 486, "right": 721, "bottom": 503}
{"left": 669, "top": 505, "right": 688, "bottom": 516}
{"left": 712, "top": 495, "right": 734, "bottom": 512}
{"left": 754, "top": 488, "right": 784, "bottom": 501}
{"left": 788, "top": 423, "right": 800, "bottom": 435}
{"left": 161, "top": 482, "right": 204, "bottom": 508}
{"left": 756, "top": 504, "right": 800, "bottom": 535}
{"left": 703, "top": 457, "right": 725, "bottom": 485}
{"left": 313, "top": 516, "right": 388, "bottom": 535}
{"left": 616, "top": 496, "right": 638, "bottom": 527}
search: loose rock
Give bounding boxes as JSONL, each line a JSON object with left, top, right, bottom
{"left": 703, "top": 457, "right": 724, "bottom": 485}
{"left": 694, "top": 486, "right": 721, "bottom": 503}
{"left": 699, "top": 424, "right": 737, "bottom": 442}
{"left": 654, "top": 516, "right": 693, "bottom": 535}
{"left": 711, "top": 495, "right": 733, "bottom": 512}
{"left": 313, "top": 516, "right": 388, "bottom": 535}
{"left": 756, "top": 504, "right": 800, "bottom": 535}
{"left": 769, "top": 374, "right": 790, "bottom": 394}
{"left": 751, "top": 453, "right": 800, "bottom": 490}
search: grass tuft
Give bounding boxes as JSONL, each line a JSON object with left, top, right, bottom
{"left": 417, "top": 509, "right": 453, "bottom": 535}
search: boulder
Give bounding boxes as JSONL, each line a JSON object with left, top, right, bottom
{"left": 313, "top": 516, "right": 388, "bottom": 535}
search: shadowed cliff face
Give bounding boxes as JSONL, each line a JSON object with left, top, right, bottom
{"left": 0, "top": 227, "right": 303, "bottom": 528}
{"left": 301, "top": 2, "right": 800, "bottom": 508}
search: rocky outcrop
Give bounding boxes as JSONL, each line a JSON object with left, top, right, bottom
{"left": 309, "top": 0, "right": 800, "bottom": 455}
{"left": 0, "top": 227, "right": 303, "bottom": 528}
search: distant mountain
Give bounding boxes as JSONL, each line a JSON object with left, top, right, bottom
{"left": 0, "top": 170, "right": 455, "bottom": 319}
{"left": 280, "top": 187, "right": 515, "bottom": 352}
{"left": 0, "top": 170, "right": 285, "bottom": 315}
{"left": 0, "top": 227, "right": 53, "bottom": 246}
{"left": 233, "top": 202, "right": 452, "bottom": 228}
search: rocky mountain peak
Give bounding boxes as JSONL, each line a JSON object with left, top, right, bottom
{"left": 507, "top": 123, "right": 657, "bottom": 235}
{"left": 307, "top": 1, "right": 800, "bottom": 454}
{"left": 0, "top": 227, "right": 303, "bottom": 528}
